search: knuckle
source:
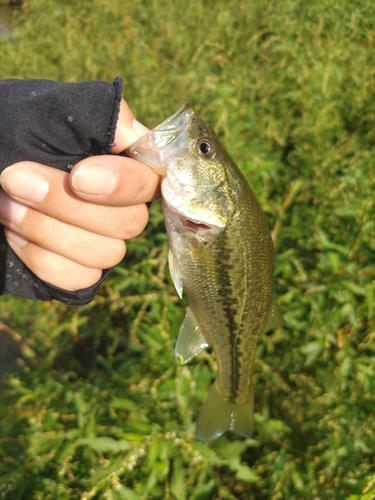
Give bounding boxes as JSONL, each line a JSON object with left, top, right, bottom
{"left": 103, "top": 238, "right": 126, "bottom": 267}
{"left": 123, "top": 204, "right": 149, "bottom": 238}
{"left": 40, "top": 216, "right": 57, "bottom": 243}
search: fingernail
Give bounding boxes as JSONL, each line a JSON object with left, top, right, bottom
{"left": 71, "top": 162, "right": 119, "bottom": 195}
{"left": 0, "top": 191, "right": 27, "bottom": 224}
{"left": 132, "top": 119, "right": 149, "bottom": 138}
{"left": 5, "top": 228, "right": 28, "bottom": 248}
{"left": 1, "top": 167, "right": 49, "bottom": 203}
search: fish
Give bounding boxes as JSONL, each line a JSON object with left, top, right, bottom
{"left": 125, "top": 103, "right": 285, "bottom": 442}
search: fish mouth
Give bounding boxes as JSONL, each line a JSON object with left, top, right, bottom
{"left": 150, "top": 102, "right": 193, "bottom": 149}
{"left": 125, "top": 102, "right": 194, "bottom": 176}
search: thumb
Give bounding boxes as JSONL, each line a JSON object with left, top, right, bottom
{"left": 110, "top": 98, "right": 149, "bottom": 153}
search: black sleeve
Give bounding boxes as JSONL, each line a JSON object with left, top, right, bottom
{"left": 0, "top": 77, "right": 123, "bottom": 305}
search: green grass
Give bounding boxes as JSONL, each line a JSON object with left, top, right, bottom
{"left": 0, "top": 0, "right": 375, "bottom": 498}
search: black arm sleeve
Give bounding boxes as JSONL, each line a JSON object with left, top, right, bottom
{"left": 0, "top": 77, "right": 123, "bottom": 305}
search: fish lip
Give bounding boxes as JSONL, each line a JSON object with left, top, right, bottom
{"left": 151, "top": 102, "right": 194, "bottom": 147}
{"left": 146, "top": 103, "right": 192, "bottom": 150}
{"left": 124, "top": 102, "right": 194, "bottom": 176}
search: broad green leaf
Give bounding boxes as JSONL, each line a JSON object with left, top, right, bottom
{"left": 111, "top": 398, "right": 140, "bottom": 412}
{"left": 235, "top": 464, "right": 260, "bottom": 483}
{"left": 77, "top": 437, "right": 131, "bottom": 453}
{"left": 113, "top": 486, "right": 142, "bottom": 500}
{"left": 170, "top": 457, "right": 186, "bottom": 500}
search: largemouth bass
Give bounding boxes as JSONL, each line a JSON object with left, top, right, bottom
{"left": 126, "top": 103, "right": 285, "bottom": 441}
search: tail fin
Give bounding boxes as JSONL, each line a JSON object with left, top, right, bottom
{"left": 195, "top": 382, "right": 254, "bottom": 442}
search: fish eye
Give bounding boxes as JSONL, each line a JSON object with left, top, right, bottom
{"left": 196, "top": 138, "right": 216, "bottom": 158}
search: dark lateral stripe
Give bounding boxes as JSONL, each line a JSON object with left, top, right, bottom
{"left": 216, "top": 234, "right": 241, "bottom": 402}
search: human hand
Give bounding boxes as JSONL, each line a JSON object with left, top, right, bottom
{"left": 0, "top": 99, "right": 161, "bottom": 291}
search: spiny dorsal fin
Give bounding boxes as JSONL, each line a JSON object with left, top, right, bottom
{"left": 175, "top": 307, "right": 208, "bottom": 365}
{"left": 168, "top": 247, "right": 183, "bottom": 299}
{"left": 265, "top": 296, "right": 287, "bottom": 332}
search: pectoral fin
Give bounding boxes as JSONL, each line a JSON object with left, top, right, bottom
{"left": 168, "top": 248, "right": 183, "bottom": 299}
{"left": 175, "top": 307, "right": 208, "bottom": 365}
{"left": 265, "top": 295, "right": 287, "bottom": 332}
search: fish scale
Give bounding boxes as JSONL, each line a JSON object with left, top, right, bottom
{"left": 126, "top": 102, "right": 286, "bottom": 441}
